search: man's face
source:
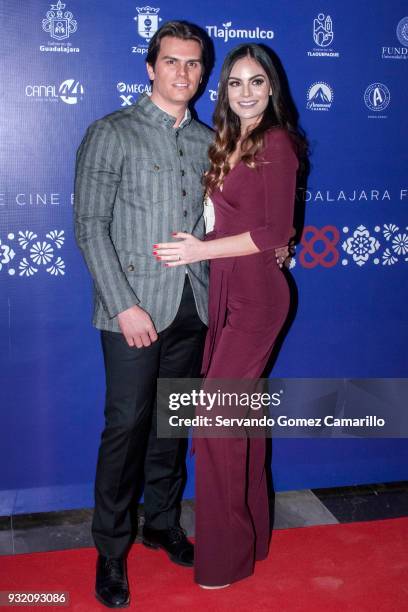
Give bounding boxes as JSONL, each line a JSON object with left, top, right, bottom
{"left": 147, "top": 36, "right": 203, "bottom": 110}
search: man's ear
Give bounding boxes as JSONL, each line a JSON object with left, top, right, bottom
{"left": 146, "top": 62, "right": 155, "bottom": 81}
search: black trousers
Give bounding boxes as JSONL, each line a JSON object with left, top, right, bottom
{"left": 92, "top": 277, "right": 206, "bottom": 558}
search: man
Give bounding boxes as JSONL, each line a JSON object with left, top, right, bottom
{"left": 75, "top": 21, "right": 213, "bottom": 608}
{"left": 75, "top": 20, "right": 288, "bottom": 608}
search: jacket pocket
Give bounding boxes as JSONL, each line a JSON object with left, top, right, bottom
{"left": 133, "top": 159, "right": 174, "bottom": 203}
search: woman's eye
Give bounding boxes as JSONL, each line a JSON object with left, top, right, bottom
{"left": 252, "top": 78, "right": 265, "bottom": 86}
{"left": 228, "top": 80, "right": 240, "bottom": 87}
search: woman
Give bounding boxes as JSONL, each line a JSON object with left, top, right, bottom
{"left": 154, "top": 43, "right": 306, "bottom": 587}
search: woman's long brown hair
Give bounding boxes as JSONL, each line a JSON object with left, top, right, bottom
{"left": 204, "top": 44, "right": 307, "bottom": 193}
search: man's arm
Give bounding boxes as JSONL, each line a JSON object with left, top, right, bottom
{"left": 74, "top": 120, "right": 157, "bottom": 347}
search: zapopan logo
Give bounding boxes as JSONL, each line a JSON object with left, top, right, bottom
{"left": 25, "top": 79, "right": 84, "bottom": 104}
{"left": 134, "top": 6, "right": 161, "bottom": 42}
{"left": 299, "top": 226, "right": 339, "bottom": 268}
{"left": 364, "top": 83, "right": 390, "bottom": 112}
{"left": 117, "top": 82, "right": 151, "bottom": 106}
{"left": 206, "top": 21, "right": 274, "bottom": 43}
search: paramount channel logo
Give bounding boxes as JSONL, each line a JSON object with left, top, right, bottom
{"left": 117, "top": 82, "right": 151, "bottom": 106}
{"left": 132, "top": 6, "right": 162, "bottom": 55}
{"left": 41, "top": 0, "right": 79, "bottom": 53}
{"left": 307, "top": 13, "right": 339, "bottom": 58}
{"left": 382, "top": 16, "right": 408, "bottom": 59}
{"left": 25, "top": 79, "right": 84, "bottom": 104}
{"left": 364, "top": 83, "right": 390, "bottom": 118}
{"left": 306, "top": 82, "right": 333, "bottom": 111}
{"left": 206, "top": 21, "right": 274, "bottom": 43}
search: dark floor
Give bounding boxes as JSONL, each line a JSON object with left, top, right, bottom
{"left": 0, "top": 481, "right": 407, "bottom": 556}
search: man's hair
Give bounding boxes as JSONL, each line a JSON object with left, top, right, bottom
{"left": 146, "top": 21, "right": 209, "bottom": 72}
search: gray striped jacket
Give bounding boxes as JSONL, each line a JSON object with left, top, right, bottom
{"left": 74, "top": 94, "right": 214, "bottom": 332}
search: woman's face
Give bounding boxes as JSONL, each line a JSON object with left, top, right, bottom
{"left": 227, "top": 55, "right": 271, "bottom": 131}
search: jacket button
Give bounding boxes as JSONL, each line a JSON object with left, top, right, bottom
{"left": 181, "top": 169, "right": 185, "bottom": 176}
{"left": 182, "top": 189, "right": 187, "bottom": 196}
{"left": 154, "top": 164, "right": 160, "bottom": 170}
{"left": 179, "top": 149, "right": 183, "bottom": 156}
{"left": 183, "top": 210, "right": 187, "bottom": 217}
{"left": 127, "top": 264, "right": 135, "bottom": 272}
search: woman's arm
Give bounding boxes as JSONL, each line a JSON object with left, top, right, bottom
{"left": 153, "top": 130, "right": 298, "bottom": 266}
{"left": 153, "top": 230, "right": 259, "bottom": 267}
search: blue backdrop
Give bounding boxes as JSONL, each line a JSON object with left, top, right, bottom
{"left": 1, "top": 1, "right": 407, "bottom": 514}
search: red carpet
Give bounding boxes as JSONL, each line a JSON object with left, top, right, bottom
{"left": 1, "top": 518, "right": 407, "bottom": 611}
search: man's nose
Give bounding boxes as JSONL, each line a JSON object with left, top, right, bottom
{"left": 177, "top": 63, "right": 187, "bottom": 77}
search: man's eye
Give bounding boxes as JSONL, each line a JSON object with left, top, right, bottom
{"left": 188, "top": 61, "right": 198, "bottom": 68}
{"left": 166, "top": 59, "right": 175, "bottom": 64}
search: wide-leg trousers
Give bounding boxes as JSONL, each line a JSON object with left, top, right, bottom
{"left": 92, "top": 277, "right": 206, "bottom": 558}
{"left": 194, "top": 299, "right": 287, "bottom": 585}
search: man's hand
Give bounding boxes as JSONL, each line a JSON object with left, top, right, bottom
{"left": 117, "top": 305, "right": 158, "bottom": 348}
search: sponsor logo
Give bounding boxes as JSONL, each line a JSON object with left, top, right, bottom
{"left": 396, "top": 16, "right": 408, "bottom": 46}
{"left": 208, "top": 88, "right": 218, "bottom": 102}
{"left": 25, "top": 79, "right": 84, "bottom": 104}
{"left": 0, "top": 230, "right": 66, "bottom": 277}
{"left": 382, "top": 16, "right": 408, "bottom": 59}
{"left": 306, "top": 82, "right": 333, "bottom": 111}
{"left": 41, "top": 1, "right": 79, "bottom": 53}
{"left": 132, "top": 6, "right": 162, "bottom": 55}
{"left": 364, "top": 83, "right": 390, "bottom": 117}
{"left": 308, "top": 13, "right": 339, "bottom": 58}
{"left": 117, "top": 82, "right": 151, "bottom": 106}
{"left": 206, "top": 21, "right": 274, "bottom": 43}
{"left": 294, "top": 224, "right": 408, "bottom": 268}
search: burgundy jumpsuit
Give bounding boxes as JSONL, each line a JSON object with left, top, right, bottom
{"left": 194, "top": 128, "right": 298, "bottom": 586}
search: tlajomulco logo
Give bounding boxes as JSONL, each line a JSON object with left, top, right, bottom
{"left": 364, "top": 83, "right": 390, "bottom": 117}
{"left": 132, "top": 6, "right": 162, "bottom": 55}
{"left": 306, "top": 82, "right": 333, "bottom": 111}
{"left": 25, "top": 79, "right": 84, "bottom": 104}
{"left": 40, "top": 0, "right": 79, "bottom": 53}
{"left": 206, "top": 21, "right": 274, "bottom": 43}
{"left": 307, "top": 13, "right": 339, "bottom": 58}
{"left": 382, "top": 16, "right": 408, "bottom": 59}
{"left": 117, "top": 82, "right": 151, "bottom": 107}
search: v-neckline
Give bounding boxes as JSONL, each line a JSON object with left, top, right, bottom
{"left": 219, "top": 159, "right": 242, "bottom": 192}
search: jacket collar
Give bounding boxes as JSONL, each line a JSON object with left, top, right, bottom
{"left": 134, "top": 93, "right": 192, "bottom": 129}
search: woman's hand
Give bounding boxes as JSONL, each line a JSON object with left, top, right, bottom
{"left": 153, "top": 232, "right": 208, "bottom": 267}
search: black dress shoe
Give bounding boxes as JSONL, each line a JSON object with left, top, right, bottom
{"left": 142, "top": 525, "right": 194, "bottom": 567}
{"left": 95, "top": 555, "right": 130, "bottom": 608}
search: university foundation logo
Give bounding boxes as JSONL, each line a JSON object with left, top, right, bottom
{"left": 132, "top": 6, "right": 162, "bottom": 55}
{"left": 40, "top": 1, "right": 79, "bottom": 53}
{"left": 306, "top": 82, "right": 333, "bottom": 111}
{"left": 382, "top": 16, "right": 408, "bottom": 59}
{"left": 364, "top": 83, "right": 390, "bottom": 118}
{"left": 307, "top": 13, "right": 339, "bottom": 58}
